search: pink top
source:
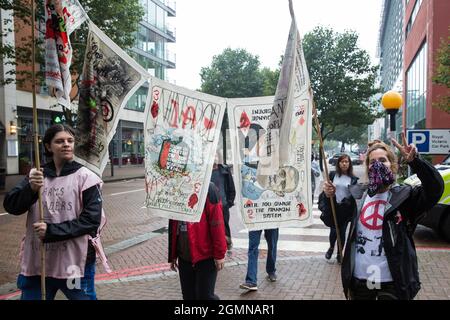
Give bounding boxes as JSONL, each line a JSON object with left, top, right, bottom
{"left": 20, "top": 167, "right": 102, "bottom": 279}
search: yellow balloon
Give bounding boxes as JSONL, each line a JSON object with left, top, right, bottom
{"left": 381, "top": 90, "right": 403, "bottom": 110}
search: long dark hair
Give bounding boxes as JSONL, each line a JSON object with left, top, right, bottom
{"left": 43, "top": 124, "right": 75, "bottom": 158}
{"left": 336, "top": 154, "right": 353, "bottom": 177}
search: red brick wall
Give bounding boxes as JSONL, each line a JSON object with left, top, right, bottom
{"left": 403, "top": 0, "right": 450, "bottom": 164}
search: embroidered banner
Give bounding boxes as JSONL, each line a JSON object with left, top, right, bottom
{"left": 228, "top": 0, "right": 314, "bottom": 231}
{"left": 228, "top": 95, "right": 313, "bottom": 231}
{"left": 74, "top": 22, "right": 147, "bottom": 176}
{"left": 144, "top": 78, "right": 226, "bottom": 222}
{"left": 44, "top": 0, "right": 87, "bottom": 108}
{"left": 258, "top": 0, "right": 312, "bottom": 179}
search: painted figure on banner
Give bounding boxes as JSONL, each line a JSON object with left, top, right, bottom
{"left": 228, "top": 96, "right": 311, "bottom": 231}
{"left": 227, "top": 1, "right": 313, "bottom": 231}
{"left": 44, "top": 0, "right": 87, "bottom": 108}
{"left": 144, "top": 78, "right": 226, "bottom": 223}
{"left": 74, "top": 24, "right": 146, "bottom": 176}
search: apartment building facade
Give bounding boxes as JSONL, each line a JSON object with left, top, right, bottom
{"left": 0, "top": 0, "right": 176, "bottom": 187}
{"left": 371, "top": 0, "right": 404, "bottom": 142}
{"left": 403, "top": 0, "right": 450, "bottom": 164}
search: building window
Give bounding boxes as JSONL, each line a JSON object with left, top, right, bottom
{"left": 406, "top": 42, "right": 427, "bottom": 129}
{"left": 121, "top": 127, "right": 144, "bottom": 165}
{"left": 125, "top": 86, "right": 148, "bottom": 112}
{"left": 148, "top": 0, "right": 157, "bottom": 26}
{"left": 406, "top": 0, "right": 423, "bottom": 38}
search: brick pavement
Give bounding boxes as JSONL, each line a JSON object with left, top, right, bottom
{"left": 95, "top": 249, "right": 450, "bottom": 300}
{"left": 2, "top": 165, "right": 450, "bottom": 300}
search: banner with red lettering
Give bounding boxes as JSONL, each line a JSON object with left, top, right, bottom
{"left": 144, "top": 78, "right": 226, "bottom": 222}
{"left": 74, "top": 22, "right": 147, "bottom": 176}
{"left": 228, "top": 96, "right": 313, "bottom": 231}
{"left": 44, "top": 0, "right": 87, "bottom": 108}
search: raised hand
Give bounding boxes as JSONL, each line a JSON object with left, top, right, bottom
{"left": 391, "top": 132, "right": 418, "bottom": 162}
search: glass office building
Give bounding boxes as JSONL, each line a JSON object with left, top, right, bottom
{"left": 377, "top": 0, "right": 404, "bottom": 140}
{"left": 405, "top": 42, "right": 427, "bottom": 129}
{"left": 111, "top": 0, "right": 176, "bottom": 166}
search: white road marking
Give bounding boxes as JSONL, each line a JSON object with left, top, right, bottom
{"left": 107, "top": 189, "right": 145, "bottom": 196}
{"left": 238, "top": 227, "right": 329, "bottom": 236}
{"left": 231, "top": 238, "right": 330, "bottom": 253}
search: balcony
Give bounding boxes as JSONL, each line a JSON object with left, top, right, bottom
{"left": 154, "top": 0, "right": 176, "bottom": 17}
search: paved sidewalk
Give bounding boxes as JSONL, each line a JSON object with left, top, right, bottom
{"left": 2, "top": 164, "right": 450, "bottom": 300}
{"left": 0, "top": 164, "right": 145, "bottom": 196}
{"left": 2, "top": 236, "right": 450, "bottom": 300}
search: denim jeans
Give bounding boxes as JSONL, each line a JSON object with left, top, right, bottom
{"left": 17, "top": 262, "right": 97, "bottom": 300}
{"left": 245, "top": 228, "right": 279, "bottom": 285}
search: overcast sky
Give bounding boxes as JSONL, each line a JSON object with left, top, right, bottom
{"left": 169, "top": 0, "right": 383, "bottom": 91}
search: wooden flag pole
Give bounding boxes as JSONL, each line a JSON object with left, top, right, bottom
{"left": 311, "top": 100, "right": 343, "bottom": 263}
{"left": 30, "top": 0, "right": 46, "bottom": 300}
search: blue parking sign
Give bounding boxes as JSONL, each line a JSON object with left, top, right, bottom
{"left": 407, "top": 130, "right": 429, "bottom": 152}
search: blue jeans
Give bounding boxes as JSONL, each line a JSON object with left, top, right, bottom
{"left": 245, "top": 229, "right": 279, "bottom": 285}
{"left": 17, "top": 262, "right": 97, "bottom": 300}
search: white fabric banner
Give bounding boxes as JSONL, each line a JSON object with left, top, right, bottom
{"left": 74, "top": 22, "right": 147, "bottom": 176}
{"left": 44, "top": 0, "right": 87, "bottom": 108}
{"left": 228, "top": 96, "right": 313, "bottom": 231}
{"left": 144, "top": 78, "right": 226, "bottom": 222}
{"left": 258, "top": 0, "right": 312, "bottom": 178}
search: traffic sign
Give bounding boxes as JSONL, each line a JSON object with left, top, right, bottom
{"left": 407, "top": 129, "right": 450, "bottom": 154}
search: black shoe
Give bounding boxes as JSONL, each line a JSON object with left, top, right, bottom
{"left": 336, "top": 254, "right": 342, "bottom": 264}
{"left": 325, "top": 247, "right": 333, "bottom": 260}
{"left": 266, "top": 273, "right": 277, "bottom": 282}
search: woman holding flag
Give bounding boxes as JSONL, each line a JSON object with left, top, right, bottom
{"left": 4, "top": 124, "right": 104, "bottom": 300}
{"left": 323, "top": 137, "right": 444, "bottom": 300}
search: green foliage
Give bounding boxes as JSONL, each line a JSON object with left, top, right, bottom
{"left": 0, "top": 0, "right": 45, "bottom": 86}
{"left": 432, "top": 34, "right": 450, "bottom": 114}
{"left": 71, "top": 0, "right": 144, "bottom": 73}
{"left": 260, "top": 66, "right": 279, "bottom": 96}
{"left": 302, "top": 26, "right": 381, "bottom": 140}
{"left": 328, "top": 124, "right": 368, "bottom": 150}
{"left": 200, "top": 48, "right": 264, "bottom": 98}
{"left": 0, "top": 0, "right": 144, "bottom": 86}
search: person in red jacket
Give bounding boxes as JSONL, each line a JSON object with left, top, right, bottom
{"left": 168, "top": 182, "right": 227, "bottom": 300}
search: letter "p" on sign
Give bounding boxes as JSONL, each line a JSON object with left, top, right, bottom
{"left": 407, "top": 131, "right": 429, "bottom": 153}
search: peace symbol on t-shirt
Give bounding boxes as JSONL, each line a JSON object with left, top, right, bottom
{"left": 360, "top": 200, "right": 388, "bottom": 230}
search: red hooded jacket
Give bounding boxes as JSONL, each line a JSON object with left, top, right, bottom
{"left": 168, "top": 183, "right": 227, "bottom": 265}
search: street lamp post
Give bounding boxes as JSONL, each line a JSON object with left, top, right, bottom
{"left": 381, "top": 90, "right": 403, "bottom": 139}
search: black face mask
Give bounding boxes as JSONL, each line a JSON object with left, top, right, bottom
{"left": 367, "top": 160, "right": 395, "bottom": 197}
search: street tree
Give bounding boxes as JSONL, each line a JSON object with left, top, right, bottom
{"left": 0, "top": 0, "right": 144, "bottom": 85}
{"left": 200, "top": 48, "right": 266, "bottom": 162}
{"left": 432, "top": 34, "right": 450, "bottom": 114}
{"left": 200, "top": 47, "right": 264, "bottom": 98}
{"left": 0, "top": 0, "right": 144, "bottom": 128}
{"left": 328, "top": 124, "right": 368, "bottom": 153}
{"left": 260, "top": 66, "right": 279, "bottom": 96}
{"left": 303, "top": 26, "right": 381, "bottom": 141}
{"left": 302, "top": 26, "right": 381, "bottom": 170}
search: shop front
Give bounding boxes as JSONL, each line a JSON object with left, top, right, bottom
{"left": 110, "top": 120, "right": 144, "bottom": 166}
